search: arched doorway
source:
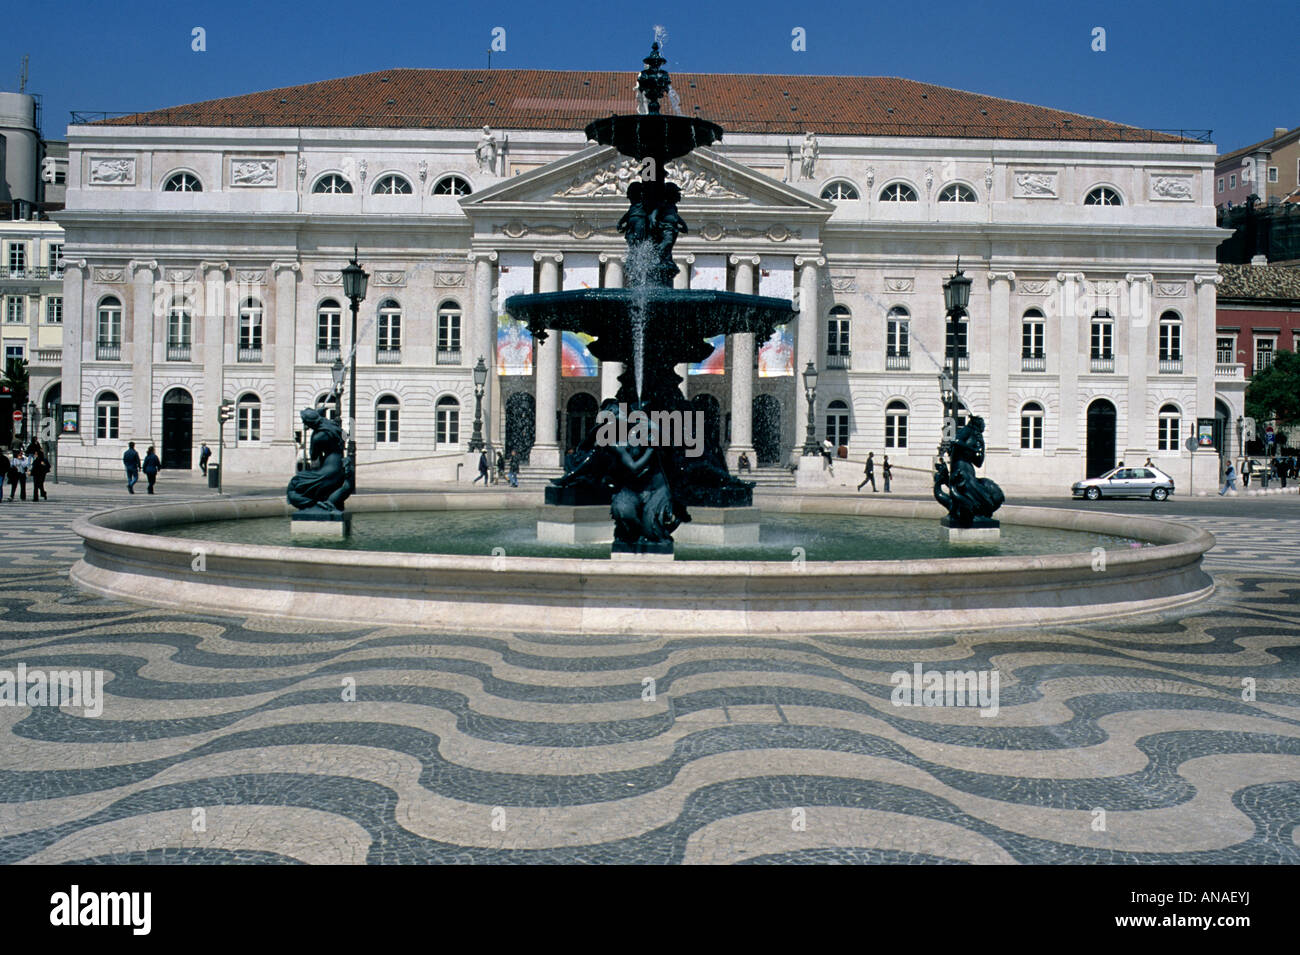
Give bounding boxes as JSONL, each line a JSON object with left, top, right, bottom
{"left": 1086, "top": 398, "right": 1116, "bottom": 478}
{"left": 752, "top": 394, "right": 782, "bottom": 465}
{"left": 826, "top": 399, "right": 850, "bottom": 449}
{"left": 565, "top": 392, "right": 598, "bottom": 451}
{"left": 41, "top": 382, "right": 61, "bottom": 418}
{"left": 505, "top": 391, "right": 535, "bottom": 464}
{"left": 1214, "top": 398, "right": 1231, "bottom": 457}
{"left": 161, "top": 388, "right": 193, "bottom": 469}
{"left": 692, "top": 393, "right": 721, "bottom": 450}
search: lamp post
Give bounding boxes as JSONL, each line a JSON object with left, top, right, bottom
{"left": 25, "top": 400, "right": 35, "bottom": 445}
{"left": 469, "top": 356, "right": 487, "bottom": 452}
{"left": 801, "top": 360, "right": 819, "bottom": 455}
{"left": 940, "top": 258, "right": 971, "bottom": 450}
{"left": 340, "top": 248, "right": 368, "bottom": 484}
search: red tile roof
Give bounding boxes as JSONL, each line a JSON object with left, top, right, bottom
{"left": 88, "top": 68, "right": 1196, "bottom": 143}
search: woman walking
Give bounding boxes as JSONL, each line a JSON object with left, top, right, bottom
{"left": 882, "top": 455, "right": 892, "bottom": 493}
{"left": 143, "top": 446, "right": 161, "bottom": 494}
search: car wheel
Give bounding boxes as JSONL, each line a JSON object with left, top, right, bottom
{"left": 1151, "top": 487, "right": 1168, "bottom": 502}
{"left": 1085, "top": 487, "right": 1101, "bottom": 501}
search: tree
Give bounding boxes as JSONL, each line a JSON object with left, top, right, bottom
{"left": 0, "top": 358, "right": 28, "bottom": 408}
{"left": 1245, "top": 349, "right": 1300, "bottom": 427}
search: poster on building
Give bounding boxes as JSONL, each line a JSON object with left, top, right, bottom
{"left": 561, "top": 254, "right": 600, "bottom": 377}
{"left": 496, "top": 251, "right": 535, "bottom": 376}
{"left": 689, "top": 254, "right": 727, "bottom": 375}
{"left": 61, "top": 404, "right": 79, "bottom": 435}
{"left": 757, "top": 258, "right": 795, "bottom": 377}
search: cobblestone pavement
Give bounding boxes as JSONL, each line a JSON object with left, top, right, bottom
{"left": 0, "top": 490, "right": 1297, "bottom": 864}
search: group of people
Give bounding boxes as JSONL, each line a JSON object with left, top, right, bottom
{"left": 474, "top": 447, "right": 521, "bottom": 488}
{"left": 122, "top": 441, "right": 162, "bottom": 494}
{"left": 0, "top": 441, "right": 51, "bottom": 501}
{"left": 1222, "top": 455, "right": 1298, "bottom": 494}
{"left": 856, "top": 452, "right": 893, "bottom": 493}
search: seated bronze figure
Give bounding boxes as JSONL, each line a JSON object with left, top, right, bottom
{"left": 287, "top": 408, "right": 354, "bottom": 511}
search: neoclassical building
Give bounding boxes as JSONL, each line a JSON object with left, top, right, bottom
{"left": 55, "top": 68, "right": 1227, "bottom": 488}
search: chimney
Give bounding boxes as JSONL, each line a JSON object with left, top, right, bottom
{"left": 1274, "top": 127, "right": 1289, "bottom": 138}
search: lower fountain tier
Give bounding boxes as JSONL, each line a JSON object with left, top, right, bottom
{"left": 504, "top": 288, "right": 797, "bottom": 366}
{"left": 545, "top": 482, "right": 753, "bottom": 508}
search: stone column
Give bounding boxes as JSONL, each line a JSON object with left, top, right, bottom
{"left": 1124, "top": 272, "right": 1153, "bottom": 460}
{"left": 673, "top": 253, "right": 693, "bottom": 393}
{"left": 63, "top": 260, "right": 86, "bottom": 430}
{"left": 271, "top": 263, "right": 300, "bottom": 454}
{"left": 531, "top": 251, "right": 563, "bottom": 467}
{"left": 1193, "top": 272, "right": 1221, "bottom": 492}
{"left": 794, "top": 256, "right": 824, "bottom": 458}
{"left": 200, "top": 261, "right": 228, "bottom": 443}
{"left": 729, "top": 254, "right": 760, "bottom": 468}
{"left": 599, "top": 252, "right": 623, "bottom": 401}
{"left": 128, "top": 259, "right": 157, "bottom": 441}
{"left": 985, "top": 271, "right": 1015, "bottom": 452}
{"left": 471, "top": 251, "right": 498, "bottom": 444}
{"left": 1056, "top": 271, "right": 1085, "bottom": 452}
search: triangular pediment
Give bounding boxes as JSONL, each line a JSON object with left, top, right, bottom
{"left": 462, "top": 144, "right": 833, "bottom": 213}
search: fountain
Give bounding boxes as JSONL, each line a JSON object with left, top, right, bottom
{"left": 504, "top": 43, "right": 796, "bottom": 557}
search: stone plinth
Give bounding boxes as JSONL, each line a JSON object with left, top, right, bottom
{"left": 537, "top": 505, "right": 760, "bottom": 547}
{"left": 611, "top": 539, "right": 674, "bottom": 561}
{"left": 537, "top": 505, "right": 611, "bottom": 544}
{"left": 291, "top": 510, "right": 351, "bottom": 538}
{"left": 941, "top": 517, "right": 1000, "bottom": 545}
{"left": 795, "top": 454, "right": 834, "bottom": 488}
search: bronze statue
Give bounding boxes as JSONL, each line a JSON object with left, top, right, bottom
{"left": 933, "top": 416, "right": 1004, "bottom": 526}
{"left": 287, "top": 408, "right": 354, "bottom": 511}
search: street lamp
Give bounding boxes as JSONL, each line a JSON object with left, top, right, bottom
{"left": 801, "top": 360, "right": 819, "bottom": 455}
{"left": 340, "top": 247, "right": 368, "bottom": 483}
{"left": 940, "top": 258, "right": 971, "bottom": 448}
{"left": 25, "top": 400, "right": 36, "bottom": 445}
{"left": 469, "top": 356, "right": 488, "bottom": 452}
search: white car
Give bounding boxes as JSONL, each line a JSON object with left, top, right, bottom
{"left": 1072, "top": 466, "right": 1175, "bottom": 502}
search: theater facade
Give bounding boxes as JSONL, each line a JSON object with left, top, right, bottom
{"left": 54, "top": 68, "right": 1226, "bottom": 488}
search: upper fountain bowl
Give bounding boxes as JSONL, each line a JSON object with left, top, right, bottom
{"left": 584, "top": 114, "right": 724, "bottom": 165}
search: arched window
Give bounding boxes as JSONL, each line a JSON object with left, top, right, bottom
{"left": 938, "top": 183, "right": 976, "bottom": 202}
{"left": 886, "top": 306, "right": 910, "bottom": 368}
{"left": 1158, "top": 404, "right": 1181, "bottom": 451}
{"left": 1022, "top": 308, "right": 1045, "bottom": 369}
{"left": 96, "top": 296, "right": 122, "bottom": 359}
{"left": 1020, "top": 401, "right": 1044, "bottom": 449}
{"left": 238, "top": 298, "right": 263, "bottom": 361}
{"left": 312, "top": 173, "right": 353, "bottom": 194}
{"left": 237, "top": 392, "right": 261, "bottom": 442}
{"left": 880, "top": 182, "right": 918, "bottom": 202}
{"left": 436, "top": 395, "right": 460, "bottom": 447}
{"left": 826, "top": 399, "right": 850, "bottom": 448}
{"left": 375, "top": 395, "right": 400, "bottom": 443}
{"left": 95, "top": 391, "right": 119, "bottom": 440}
{"left": 826, "top": 305, "right": 850, "bottom": 364}
{"left": 437, "top": 301, "right": 462, "bottom": 364}
{"left": 372, "top": 174, "right": 412, "bottom": 195}
{"left": 377, "top": 299, "right": 402, "bottom": 362}
{"left": 1084, "top": 186, "right": 1122, "bottom": 206}
{"left": 317, "top": 299, "right": 341, "bottom": 362}
{"left": 884, "top": 400, "right": 908, "bottom": 449}
{"left": 167, "top": 299, "right": 192, "bottom": 360}
{"left": 162, "top": 172, "right": 202, "bottom": 192}
{"left": 433, "top": 175, "right": 472, "bottom": 196}
{"left": 1158, "top": 311, "right": 1182, "bottom": 369}
{"left": 820, "top": 180, "right": 859, "bottom": 201}
{"left": 314, "top": 392, "right": 340, "bottom": 424}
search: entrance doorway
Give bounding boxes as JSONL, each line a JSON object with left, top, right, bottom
{"left": 161, "top": 388, "right": 193, "bottom": 469}
{"left": 752, "top": 394, "right": 782, "bottom": 465}
{"left": 565, "top": 392, "right": 598, "bottom": 451}
{"left": 1086, "top": 398, "right": 1116, "bottom": 478}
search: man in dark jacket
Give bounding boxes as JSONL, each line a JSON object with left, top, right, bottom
{"left": 123, "top": 442, "right": 141, "bottom": 494}
{"left": 143, "top": 446, "right": 161, "bottom": 494}
{"left": 199, "top": 443, "right": 212, "bottom": 476}
{"left": 0, "top": 449, "right": 7, "bottom": 502}
{"left": 30, "top": 450, "right": 50, "bottom": 501}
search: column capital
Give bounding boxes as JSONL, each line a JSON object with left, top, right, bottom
{"left": 674, "top": 253, "right": 696, "bottom": 266}
{"left": 1193, "top": 273, "right": 1220, "bottom": 287}
{"left": 1056, "top": 271, "right": 1086, "bottom": 283}
{"left": 598, "top": 251, "right": 624, "bottom": 265}
{"left": 199, "top": 260, "right": 229, "bottom": 273}
{"left": 986, "top": 270, "right": 1016, "bottom": 286}
{"left": 1124, "top": 272, "right": 1154, "bottom": 284}
{"left": 128, "top": 259, "right": 158, "bottom": 275}
{"left": 795, "top": 255, "right": 826, "bottom": 269}
{"left": 468, "top": 250, "right": 499, "bottom": 264}
{"left": 729, "top": 254, "right": 761, "bottom": 267}
{"left": 66, "top": 258, "right": 87, "bottom": 271}
{"left": 271, "top": 261, "right": 301, "bottom": 275}
{"left": 533, "top": 251, "right": 564, "bottom": 264}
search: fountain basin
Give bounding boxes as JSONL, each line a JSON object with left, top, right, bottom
{"left": 70, "top": 493, "right": 1213, "bottom": 636}
{"left": 584, "top": 113, "right": 724, "bottom": 164}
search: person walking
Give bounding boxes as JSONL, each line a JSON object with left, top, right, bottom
{"left": 199, "top": 443, "right": 212, "bottom": 476}
{"left": 1242, "top": 458, "right": 1252, "bottom": 487}
{"left": 8, "top": 450, "right": 28, "bottom": 501}
{"left": 507, "top": 453, "right": 519, "bottom": 488}
{"left": 821, "top": 437, "right": 835, "bottom": 476}
{"left": 0, "top": 449, "right": 8, "bottom": 502}
{"left": 30, "top": 449, "right": 49, "bottom": 501}
{"left": 123, "top": 441, "right": 141, "bottom": 494}
{"left": 473, "top": 450, "right": 489, "bottom": 485}
{"left": 882, "top": 455, "right": 892, "bottom": 493}
{"left": 857, "top": 452, "right": 876, "bottom": 492}
{"left": 143, "top": 446, "right": 161, "bottom": 494}
{"left": 1219, "top": 462, "right": 1237, "bottom": 496}
{"left": 496, "top": 450, "right": 506, "bottom": 484}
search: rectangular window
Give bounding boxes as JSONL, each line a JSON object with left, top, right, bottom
{"left": 1020, "top": 416, "right": 1043, "bottom": 450}
{"left": 168, "top": 311, "right": 191, "bottom": 346}
{"left": 378, "top": 311, "right": 402, "bottom": 351}
{"left": 1159, "top": 323, "right": 1182, "bottom": 361}
{"left": 7, "top": 243, "right": 25, "bottom": 274}
{"left": 1216, "top": 335, "right": 1236, "bottom": 364}
{"left": 5, "top": 297, "right": 24, "bottom": 323}
{"left": 376, "top": 407, "right": 399, "bottom": 443}
{"left": 437, "top": 310, "right": 460, "bottom": 351}
{"left": 5, "top": 343, "right": 23, "bottom": 363}
{"left": 97, "top": 403, "right": 119, "bottom": 440}
{"left": 884, "top": 414, "right": 907, "bottom": 449}
{"left": 239, "top": 311, "right": 262, "bottom": 349}
{"left": 1229, "top": 173, "right": 1237, "bottom": 189}
{"left": 48, "top": 243, "right": 63, "bottom": 271}
{"left": 238, "top": 405, "right": 261, "bottom": 442}
{"left": 45, "top": 296, "right": 62, "bottom": 324}
{"left": 1255, "top": 337, "right": 1276, "bottom": 373}
{"left": 826, "top": 318, "right": 850, "bottom": 355}
{"left": 1217, "top": 178, "right": 1224, "bottom": 193}
{"left": 944, "top": 320, "right": 968, "bottom": 358}
{"left": 1268, "top": 166, "right": 1279, "bottom": 183}
{"left": 1158, "top": 416, "right": 1180, "bottom": 451}
{"left": 885, "top": 320, "right": 909, "bottom": 357}
{"left": 1090, "top": 322, "right": 1114, "bottom": 359}
{"left": 318, "top": 312, "right": 341, "bottom": 349}
{"left": 1021, "top": 322, "right": 1045, "bottom": 358}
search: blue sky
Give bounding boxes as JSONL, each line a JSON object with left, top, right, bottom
{"left": 4, "top": 0, "right": 1295, "bottom": 152}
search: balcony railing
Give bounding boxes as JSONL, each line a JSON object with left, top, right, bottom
{"left": 167, "top": 344, "right": 192, "bottom": 361}
{"left": 944, "top": 354, "right": 969, "bottom": 371}
{"left": 2, "top": 267, "right": 60, "bottom": 280}
{"left": 436, "top": 347, "right": 461, "bottom": 366}
{"left": 825, "top": 351, "right": 850, "bottom": 369}
{"left": 1215, "top": 363, "right": 1245, "bottom": 381}
{"left": 316, "top": 345, "right": 341, "bottom": 364}
{"left": 96, "top": 342, "right": 121, "bottom": 361}
{"left": 33, "top": 348, "right": 61, "bottom": 365}
{"left": 1021, "top": 354, "right": 1046, "bottom": 372}
{"left": 1090, "top": 355, "right": 1115, "bottom": 373}
{"left": 1158, "top": 357, "right": 1183, "bottom": 374}
{"left": 376, "top": 347, "right": 402, "bottom": 364}
{"left": 237, "top": 347, "right": 263, "bottom": 363}
{"left": 885, "top": 352, "right": 910, "bottom": 370}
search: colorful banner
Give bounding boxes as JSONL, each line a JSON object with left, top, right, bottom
{"left": 496, "top": 251, "right": 535, "bottom": 376}
{"left": 561, "top": 254, "right": 600, "bottom": 377}
{"left": 758, "top": 258, "right": 795, "bottom": 377}
{"left": 689, "top": 254, "right": 727, "bottom": 375}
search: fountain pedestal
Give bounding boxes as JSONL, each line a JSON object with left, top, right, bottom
{"left": 941, "top": 517, "right": 1001, "bottom": 544}
{"left": 538, "top": 505, "right": 760, "bottom": 547}
{"left": 611, "top": 540, "right": 675, "bottom": 561}
{"left": 291, "top": 511, "right": 352, "bottom": 538}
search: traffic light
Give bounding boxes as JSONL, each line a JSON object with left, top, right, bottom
{"left": 218, "top": 399, "right": 235, "bottom": 424}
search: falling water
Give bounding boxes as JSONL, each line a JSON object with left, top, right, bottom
{"left": 624, "top": 239, "right": 656, "bottom": 401}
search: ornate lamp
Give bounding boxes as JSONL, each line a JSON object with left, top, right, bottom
{"left": 802, "top": 360, "right": 819, "bottom": 455}
{"left": 942, "top": 258, "right": 971, "bottom": 316}
{"left": 341, "top": 250, "right": 369, "bottom": 304}
{"left": 469, "top": 356, "right": 488, "bottom": 452}
{"left": 340, "top": 247, "right": 368, "bottom": 480}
